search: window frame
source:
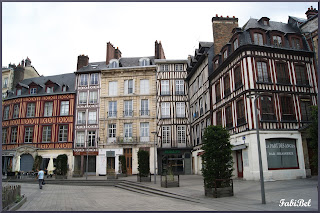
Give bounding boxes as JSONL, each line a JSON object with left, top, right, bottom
{"left": 90, "top": 73, "right": 99, "bottom": 85}
{"left": 58, "top": 125, "right": 68, "bottom": 142}
{"left": 260, "top": 95, "right": 277, "bottom": 121}
{"left": 177, "top": 125, "right": 186, "bottom": 143}
{"left": 280, "top": 96, "right": 296, "bottom": 121}
{"left": 89, "top": 91, "right": 98, "bottom": 104}
{"left": 60, "top": 100, "right": 69, "bottom": 116}
{"left": 77, "top": 111, "right": 86, "bottom": 125}
{"left": 161, "top": 80, "right": 170, "bottom": 95}
{"left": 215, "top": 82, "right": 221, "bottom": 103}
{"left": 24, "top": 126, "right": 34, "bottom": 143}
{"left": 256, "top": 59, "right": 272, "bottom": 83}
{"left": 42, "top": 125, "right": 52, "bottom": 143}
{"left": 44, "top": 102, "right": 53, "bottom": 117}
{"left": 108, "top": 124, "right": 116, "bottom": 138}
{"left": 76, "top": 131, "right": 85, "bottom": 147}
{"left": 294, "top": 64, "right": 309, "bottom": 86}
{"left": 176, "top": 102, "right": 186, "bottom": 118}
{"left": 236, "top": 99, "right": 246, "bottom": 125}
{"left": 26, "top": 102, "right": 36, "bottom": 118}
{"left": 11, "top": 127, "right": 18, "bottom": 144}
{"left": 276, "top": 62, "right": 291, "bottom": 84}
{"left": 234, "top": 65, "right": 243, "bottom": 90}
{"left": 80, "top": 74, "right": 88, "bottom": 86}
{"left": 225, "top": 105, "right": 233, "bottom": 129}
{"left": 224, "top": 74, "right": 231, "bottom": 97}
{"left": 162, "top": 126, "right": 171, "bottom": 144}
{"left": 161, "top": 102, "right": 170, "bottom": 118}
{"left": 3, "top": 106, "right": 10, "bottom": 120}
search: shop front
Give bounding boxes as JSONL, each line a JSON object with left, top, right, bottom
{"left": 157, "top": 148, "right": 192, "bottom": 175}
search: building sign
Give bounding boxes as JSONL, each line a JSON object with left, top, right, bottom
{"left": 266, "top": 139, "right": 298, "bottom": 169}
{"left": 164, "top": 150, "right": 181, "bottom": 154}
{"left": 106, "top": 151, "right": 115, "bottom": 157}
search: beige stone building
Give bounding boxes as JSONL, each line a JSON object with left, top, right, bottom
{"left": 98, "top": 56, "right": 158, "bottom": 175}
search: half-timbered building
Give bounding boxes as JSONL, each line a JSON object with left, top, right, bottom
{"left": 2, "top": 73, "right": 76, "bottom": 176}
{"left": 155, "top": 59, "right": 192, "bottom": 175}
{"left": 209, "top": 16, "right": 318, "bottom": 180}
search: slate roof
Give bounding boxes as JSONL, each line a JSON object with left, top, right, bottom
{"left": 6, "top": 73, "right": 76, "bottom": 99}
{"left": 243, "top": 18, "right": 300, "bottom": 34}
{"left": 289, "top": 16, "right": 307, "bottom": 24}
{"left": 119, "top": 56, "right": 155, "bottom": 67}
{"left": 199, "top": 42, "right": 214, "bottom": 48}
{"left": 76, "top": 61, "right": 108, "bottom": 73}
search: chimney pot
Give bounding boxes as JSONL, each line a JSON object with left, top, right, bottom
{"left": 233, "top": 16, "right": 235, "bottom": 18}
{"left": 216, "top": 14, "right": 218, "bottom": 17}
{"left": 221, "top": 15, "right": 223, "bottom": 17}
{"left": 227, "top": 16, "right": 229, "bottom": 18}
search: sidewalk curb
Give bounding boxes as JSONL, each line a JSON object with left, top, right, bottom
{"left": 6, "top": 195, "right": 27, "bottom": 211}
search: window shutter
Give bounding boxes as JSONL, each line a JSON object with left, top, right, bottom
{"left": 124, "top": 80, "right": 128, "bottom": 95}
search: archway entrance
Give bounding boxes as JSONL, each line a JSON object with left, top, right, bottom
{"left": 20, "top": 154, "right": 34, "bottom": 172}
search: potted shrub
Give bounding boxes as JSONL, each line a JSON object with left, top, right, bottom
{"left": 118, "top": 155, "right": 127, "bottom": 177}
{"left": 55, "top": 154, "right": 68, "bottom": 179}
{"left": 137, "top": 150, "right": 151, "bottom": 182}
{"left": 161, "top": 166, "right": 180, "bottom": 188}
{"left": 201, "top": 125, "right": 234, "bottom": 198}
{"left": 32, "top": 155, "right": 43, "bottom": 171}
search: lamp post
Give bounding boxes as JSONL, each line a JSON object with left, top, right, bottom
{"left": 86, "top": 141, "right": 89, "bottom": 181}
{"left": 247, "top": 92, "right": 266, "bottom": 204}
{"left": 151, "top": 131, "right": 157, "bottom": 184}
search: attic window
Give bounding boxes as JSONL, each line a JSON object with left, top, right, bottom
{"left": 91, "top": 64, "right": 98, "bottom": 69}
{"left": 47, "top": 86, "right": 54, "bottom": 93}
{"left": 62, "top": 85, "right": 67, "bottom": 92}
{"left": 140, "top": 58, "right": 150, "bottom": 66}
{"left": 30, "top": 87, "right": 37, "bottom": 94}
{"left": 17, "top": 89, "right": 22, "bottom": 95}
{"left": 263, "top": 20, "right": 268, "bottom": 26}
{"left": 109, "top": 59, "right": 119, "bottom": 68}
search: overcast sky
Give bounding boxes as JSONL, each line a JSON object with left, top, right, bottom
{"left": 2, "top": 2, "right": 318, "bottom": 76}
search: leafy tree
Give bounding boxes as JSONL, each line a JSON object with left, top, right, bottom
{"left": 119, "top": 155, "right": 127, "bottom": 174}
{"left": 201, "top": 125, "right": 233, "bottom": 188}
{"left": 308, "top": 105, "right": 318, "bottom": 171}
{"left": 32, "top": 155, "right": 43, "bottom": 171}
{"left": 55, "top": 154, "right": 68, "bottom": 175}
{"left": 137, "top": 150, "right": 150, "bottom": 177}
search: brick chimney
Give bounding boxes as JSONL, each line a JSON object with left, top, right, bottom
{"left": 155, "top": 40, "right": 166, "bottom": 59}
{"left": 306, "top": 6, "right": 318, "bottom": 19}
{"left": 212, "top": 15, "right": 238, "bottom": 55}
{"left": 77, "top": 55, "right": 89, "bottom": 70}
{"left": 106, "top": 42, "right": 121, "bottom": 65}
{"left": 25, "top": 57, "right": 31, "bottom": 67}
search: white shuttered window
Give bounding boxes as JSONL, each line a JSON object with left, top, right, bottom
{"left": 109, "top": 81, "right": 118, "bottom": 96}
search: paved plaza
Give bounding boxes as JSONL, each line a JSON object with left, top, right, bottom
{"left": 3, "top": 175, "right": 318, "bottom": 211}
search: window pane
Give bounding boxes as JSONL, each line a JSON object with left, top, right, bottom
{"left": 44, "top": 102, "right": 53, "bottom": 117}
{"left": 89, "top": 91, "right": 98, "bottom": 104}
{"left": 60, "top": 101, "right": 69, "bottom": 116}
{"left": 77, "top": 132, "right": 85, "bottom": 147}
{"left": 42, "top": 126, "right": 52, "bottom": 142}
{"left": 109, "top": 81, "right": 117, "bottom": 96}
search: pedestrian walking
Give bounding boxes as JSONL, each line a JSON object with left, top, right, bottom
{"left": 37, "top": 169, "right": 45, "bottom": 189}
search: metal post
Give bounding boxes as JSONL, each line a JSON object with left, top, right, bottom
{"left": 253, "top": 96, "right": 266, "bottom": 204}
{"left": 151, "top": 132, "right": 157, "bottom": 184}
{"left": 86, "top": 141, "right": 89, "bottom": 181}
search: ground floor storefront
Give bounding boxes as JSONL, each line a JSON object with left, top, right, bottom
{"left": 157, "top": 148, "right": 192, "bottom": 175}
{"left": 192, "top": 131, "right": 307, "bottom": 180}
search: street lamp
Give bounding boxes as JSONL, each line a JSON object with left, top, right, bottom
{"left": 86, "top": 141, "right": 89, "bottom": 181}
{"left": 151, "top": 131, "right": 157, "bottom": 184}
{"left": 247, "top": 92, "right": 266, "bottom": 204}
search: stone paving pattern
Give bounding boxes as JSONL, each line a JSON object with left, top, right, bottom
{"left": 2, "top": 175, "right": 318, "bottom": 211}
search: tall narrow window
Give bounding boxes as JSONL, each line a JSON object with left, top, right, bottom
{"left": 108, "top": 124, "right": 116, "bottom": 138}
{"left": 2, "top": 128, "right": 7, "bottom": 144}
{"left": 225, "top": 106, "right": 233, "bottom": 128}
{"left": 26, "top": 103, "right": 36, "bottom": 118}
{"left": 295, "top": 65, "right": 308, "bottom": 85}
{"left": 140, "top": 80, "right": 150, "bottom": 95}
{"left": 236, "top": 99, "right": 246, "bottom": 125}
{"left": 44, "top": 102, "right": 53, "bottom": 117}
{"left": 88, "top": 131, "right": 96, "bottom": 147}
{"left": 276, "top": 63, "right": 290, "bottom": 84}
{"left": 11, "top": 127, "right": 18, "bottom": 143}
{"left": 253, "top": 33, "right": 264, "bottom": 45}
{"left": 234, "top": 66, "right": 243, "bottom": 89}
{"left": 177, "top": 126, "right": 186, "bottom": 143}
{"left": 140, "top": 123, "right": 149, "bottom": 137}
{"left": 58, "top": 125, "right": 68, "bottom": 142}
{"left": 175, "top": 80, "right": 184, "bottom": 95}
{"left": 60, "top": 101, "right": 69, "bottom": 116}
{"left": 46, "top": 86, "right": 53, "bottom": 93}
{"left": 175, "top": 64, "right": 183, "bottom": 71}
{"left": 216, "top": 111, "right": 222, "bottom": 126}
{"left": 17, "top": 89, "right": 22, "bottom": 95}
{"left": 124, "top": 123, "right": 132, "bottom": 138}
{"left": 300, "top": 98, "right": 312, "bottom": 121}
{"left": 79, "top": 92, "right": 87, "bottom": 104}
{"left": 3, "top": 106, "right": 9, "bottom": 120}
{"left": 261, "top": 96, "right": 276, "bottom": 120}
{"left": 76, "top": 132, "right": 85, "bottom": 147}
{"left": 176, "top": 102, "right": 185, "bottom": 118}
{"left": 291, "top": 37, "right": 300, "bottom": 49}
{"left": 214, "top": 59, "right": 219, "bottom": 70}
{"left": 80, "top": 74, "right": 88, "bottom": 86}
{"left": 88, "top": 111, "right": 97, "bottom": 124}
{"left": 162, "top": 126, "right": 170, "bottom": 143}
{"left": 215, "top": 83, "right": 221, "bottom": 102}
{"left": 161, "top": 102, "right": 170, "bottom": 118}
{"left": 256, "top": 61, "right": 271, "bottom": 83}
{"left": 224, "top": 74, "right": 230, "bottom": 97}
{"left": 124, "top": 100, "right": 133, "bottom": 117}
{"left": 89, "top": 91, "right": 98, "bottom": 104}
{"left": 233, "top": 39, "right": 239, "bottom": 50}
{"left": 108, "top": 101, "right": 117, "bottom": 117}
{"left": 3, "top": 78, "right": 8, "bottom": 88}
{"left": 108, "top": 81, "right": 118, "bottom": 96}
{"left": 124, "top": 80, "right": 134, "bottom": 94}
{"left": 90, "top": 73, "right": 98, "bottom": 85}
{"left": 161, "top": 80, "right": 170, "bottom": 95}
{"left": 281, "top": 96, "right": 295, "bottom": 121}
{"left": 24, "top": 127, "right": 34, "bottom": 143}
{"left": 140, "top": 100, "right": 149, "bottom": 116}
{"left": 77, "top": 111, "right": 86, "bottom": 125}
{"left": 42, "top": 126, "right": 52, "bottom": 142}
{"left": 223, "top": 50, "right": 228, "bottom": 60}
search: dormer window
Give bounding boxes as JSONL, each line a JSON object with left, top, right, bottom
{"left": 223, "top": 50, "right": 228, "bottom": 60}
{"left": 214, "top": 59, "right": 219, "bottom": 70}
{"left": 140, "top": 58, "right": 150, "bottom": 66}
{"left": 253, "top": 33, "right": 264, "bottom": 45}
{"left": 291, "top": 37, "right": 301, "bottom": 49}
{"left": 233, "top": 39, "right": 239, "bottom": 50}
{"left": 259, "top": 17, "right": 270, "bottom": 26}
{"left": 62, "top": 85, "right": 67, "bottom": 92}
{"left": 46, "top": 86, "right": 53, "bottom": 93}
{"left": 17, "top": 89, "right": 21, "bottom": 95}
{"left": 273, "top": 35, "right": 282, "bottom": 47}
{"left": 109, "top": 59, "right": 119, "bottom": 68}
{"left": 30, "top": 87, "right": 37, "bottom": 94}
{"left": 263, "top": 20, "right": 268, "bottom": 26}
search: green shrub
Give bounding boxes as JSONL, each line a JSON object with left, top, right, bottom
{"left": 119, "top": 155, "right": 127, "bottom": 174}
{"left": 32, "top": 155, "right": 43, "bottom": 171}
{"left": 201, "top": 125, "right": 233, "bottom": 188}
{"left": 55, "top": 154, "right": 68, "bottom": 175}
{"left": 137, "top": 150, "right": 150, "bottom": 177}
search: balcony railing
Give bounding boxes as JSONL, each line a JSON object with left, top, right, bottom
{"left": 175, "top": 91, "right": 184, "bottom": 95}
{"left": 161, "top": 91, "right": 170, "bottom": 96}
{"left": 88, "top": 120, "right": 97, "bottom": 124}
{"left": 140, "top": 110, "right": 150, "bottom": 116}
{"left": 108, "top": 111, "right": 117, "bottom": 118}
{"left": 77, "top": 120, "right": 86, "bottom": 125}
{"left": 123, "top": 110, "right": 133, "bottom": 117}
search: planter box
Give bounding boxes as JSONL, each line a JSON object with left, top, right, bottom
{"left": 137, "top": 174, "right": 151, "bottom": 182}
{"left": 55, "top": 175, "right": 67, "bottom": 179}
{"left": 117, "top": 173, "right": 127, "bottom": 178}
{"left": 107, "top": 174, "right": 118, "bottom": 180}
{"left": 161, "top": 175, "right": 180, "bottom": 188}
{"left": 204, "top": 179, "right": 234, "bottom": 198}
{"left": 7, "top": 172, "right": 15, "bottom": 177}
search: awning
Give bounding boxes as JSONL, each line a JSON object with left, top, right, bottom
{"left": 231, "top": 144, "right": 247, "bottom": 151}
{"left": 197, "top": 151, "right": 205, "bottom": 156}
